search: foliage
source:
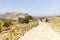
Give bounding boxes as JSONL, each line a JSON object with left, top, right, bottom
{"left": 22, "top": 18, "right": 29, "bottom": 23}
{"left": 25, "top": 16, "right": 33, "bottom": 20}
{"left": 0, "top": 20, "right": 3, "bottom": 31}
{"left": 3, "top": 20, "right": 12, "bottom": 28}
{"left": 22, "top": 16, "right": 33, "bottom": 23}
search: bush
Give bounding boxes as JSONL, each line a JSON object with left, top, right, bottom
{"left": 22, "top": 16, "right": 33, "bottom": 23}
{"left": 25, "top": 16, "right": 33, "bottom": 20}
{"left": 0, "top": 20, "right": 3, "bottom": 32}
{"left": 3, "top": 20, "right": 12, "bottom": 28}
{"left": 22, "top": 18, "right": 29, "bottom": 23}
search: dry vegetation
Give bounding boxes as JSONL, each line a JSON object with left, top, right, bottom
{"left": 11, "top": 21, "right": 38, "bottom": 40}
{"left": 48, "top": 17, "right": 60, "bottom": 34}
{"left": 0, "top": 19, "right": 38, "bottom": 40}
{"left": 0, "top": 13, "right": 39, "bottom": 40}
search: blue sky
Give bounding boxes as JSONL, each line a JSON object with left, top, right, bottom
{"left": 0, "top": 0, "right": 60, "bottom": 16}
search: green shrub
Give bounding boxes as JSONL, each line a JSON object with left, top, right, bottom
{"left": 0, "top": 20, "right": 3, "bottom": 32}
{"left": 3, "top": 20, "right": 12, "bottom": 28}
{"left": 22, "top": 18, "right": 29, "bottom": 23}
{"left": 22, "top": 16, "right": 33, "bottom": 23}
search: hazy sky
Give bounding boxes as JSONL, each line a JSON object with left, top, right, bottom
{"left": 0, "top": 0, "right": 60, "bottom": 16}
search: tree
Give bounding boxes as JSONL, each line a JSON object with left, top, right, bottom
{"left": 22, "top": 18, "right": 29, "bottom": 23}
{"left": 3, "top": 20, "right": 12, "bottom": 28}
{"left": 25, "top": 16, "right": 33, "bottom": 20}
{"left": 0, "top": 20, "right": 3, "bottom": 32}
{"left": 22, "top": 16, "right": 33, "bottom": 23}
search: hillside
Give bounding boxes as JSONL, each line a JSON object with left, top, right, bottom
{"left": 0, "top": 12, "right": 29, "bottom": 19}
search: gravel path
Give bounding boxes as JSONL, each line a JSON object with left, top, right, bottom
{"left": 19, "top": 22, "right": 60, "bottom": 40}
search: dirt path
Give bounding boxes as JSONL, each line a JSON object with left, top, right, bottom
{"left": 19, "top": 22, "right": 60, "bottom": 40}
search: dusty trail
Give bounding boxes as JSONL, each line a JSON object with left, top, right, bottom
{"left": 19, "top": 22, "right": 60, "bottom": 40}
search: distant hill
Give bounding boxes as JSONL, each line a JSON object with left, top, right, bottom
{"left": 0, "top": 12, "right": 29, "bottom": 19}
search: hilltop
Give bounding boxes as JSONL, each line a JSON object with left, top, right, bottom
{"left": 0, "top": 12, "right": 29, "bottom": 19}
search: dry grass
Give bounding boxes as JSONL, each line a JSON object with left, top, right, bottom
{"left": 48, "top": 17, "right": 60, "bottom": 34}
{"left": 11, "top": 21, "right": 38, "bottom": 40}
{"left": 0, "top": 21, "right": 38, "bottom": 40}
